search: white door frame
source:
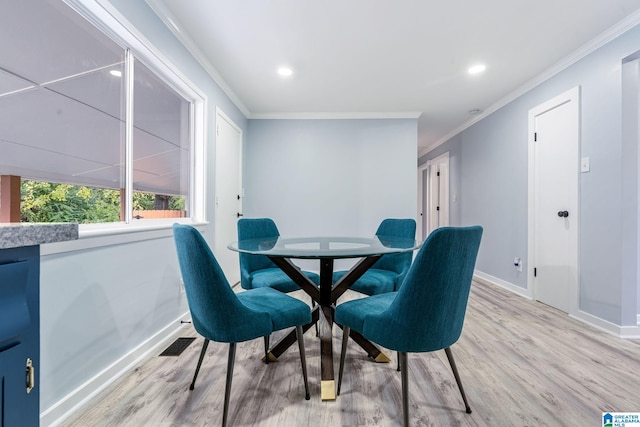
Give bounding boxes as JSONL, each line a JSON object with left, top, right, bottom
{"left": 214, "top": 107, "right": 243, "bottom": 284}
{"left": 417, "top": 152, "right": 449, "bottom": 240}
{"left": 527, "top": 86, "right": 580, "bottom": 315}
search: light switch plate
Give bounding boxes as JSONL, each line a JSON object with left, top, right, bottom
{"left": 581, "top": 157, "right": 590, "bottom": 173}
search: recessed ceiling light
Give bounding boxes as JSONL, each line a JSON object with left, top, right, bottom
{"left": 277, "top": 67, "right": 293, "bottom": 77}
{"left": 110, "top": 70, "right": 122, "bottom": 77}
{"left": 468, "top": 64, "right": 487, "bottom": 75}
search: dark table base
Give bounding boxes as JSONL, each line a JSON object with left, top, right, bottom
{"left": 266, "top": 256, "right": 390, "bottom": 400}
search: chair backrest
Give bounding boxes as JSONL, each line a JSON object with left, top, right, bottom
{"left": 237, "top": 218, "right": 280, "bottom": 289}
{"left": 173, "top": 224, "right": 271, "bottom": 342}
{"left": 373, "top": 219, "right": 417, "bottom": 287}
{"left": 366, "top": 226, "right": 482, "bottom": 353}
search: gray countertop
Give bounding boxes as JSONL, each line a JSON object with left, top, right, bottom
{"left": 0, "top": 223, "right": 79, "bottom": 249}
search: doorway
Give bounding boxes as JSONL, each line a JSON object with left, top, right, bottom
{"left": 528, "top": 87, "right": 580, "bottom": 314}
{"left": 417, "top": 152, "right": 449, "bottom": 241}
{"left": 214, "top": 108, "right": 243, "bottom": 285}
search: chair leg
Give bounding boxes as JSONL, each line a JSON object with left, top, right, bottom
{"left": 444, "top": 347, "right": 472, "bottom": 414}
{"left": 399, "top": 352, "right": 409, "bottom": 427}
{"left": 295, "top": 326, "right": 311, "bottom": 400}
{"left": 222, "top": 343, "right": 237, "bottom": 427}
{"left": 264, "top": 335, "right": 270, "bottom": 364}
{"left": 397, "top": 351, "right": 401, "bottom": 372}
{"left": 337, "top": 326, "right": 350, "bottom": 396}
{"left": 190, "top": 338, "right": 209, "bottom": 390}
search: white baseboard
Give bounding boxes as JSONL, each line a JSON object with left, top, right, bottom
{"left": 473, "top": 270, "right": 532, "bottom": 299}
{"left": 620, "top": 324, "right": 640, "bottom": 339}
{"left": 571, "top": 310, "right": 640, "bottom": 339}
{"left": 41, "top": 312, "right": 191, "bottom": 427}
{"left": 474, "top": 270, "right": 640, "bottom": 340}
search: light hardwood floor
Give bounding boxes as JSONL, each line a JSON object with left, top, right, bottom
{"left": 62, "top": 282, "right": 640, "bottom": 426}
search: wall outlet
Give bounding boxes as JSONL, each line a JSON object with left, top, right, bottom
{"left": 513, "top": 257, "right": 522, "bottom": 272}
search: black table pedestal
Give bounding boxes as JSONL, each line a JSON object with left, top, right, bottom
{"left": 266, "top": 255, "right": 388, "bottom": 400}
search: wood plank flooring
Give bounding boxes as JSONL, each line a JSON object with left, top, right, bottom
{"left": 62, "top": 282, "right": 640, "bottom": 426}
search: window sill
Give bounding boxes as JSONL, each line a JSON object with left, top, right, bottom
{"left": 41, "top": 219, "right": 208, "bottom": 256}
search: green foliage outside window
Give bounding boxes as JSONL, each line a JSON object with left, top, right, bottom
{"left": 19, "top": 180, "right": 185, "bottom": 224}
{"left": 21, "top": 181, "right": 120, "bottom": 223}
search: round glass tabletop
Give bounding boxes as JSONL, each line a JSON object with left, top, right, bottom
{"left": 228, "top": 236, "right": 421, "bottom": 259}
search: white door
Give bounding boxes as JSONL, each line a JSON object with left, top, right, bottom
{"left": 418, "top": 152, "right": 449, "bottom": 240}
{"left": 214, "top": 108, "right": 242, "bottom": 285}
{"left": 433, "top": 158, "right": 449, "bottom": 230}
{"left": 529, "top": 87, "right": 579, "bottom": 314}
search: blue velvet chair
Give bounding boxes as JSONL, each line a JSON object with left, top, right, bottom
{"left": 173, "top": 224, "right": 311, "bottom": 427}
{"left": 336, "top": 226, "right": 483, "bottom": 426}
{"left": 333, "top": 218, "right": 416, "bottom": 295}
{"left": 238, "top": 218, "right": 320, "bottom": 292}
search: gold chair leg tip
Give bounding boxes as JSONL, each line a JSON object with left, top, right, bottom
{"left": 321, "top": 380, "right": 336, "bottom": 400}
{"left": 374, "top": 353, "right": 391, "bottom": 363}
{"left": 261, "top": 352, "right": 278, "bottom": 363}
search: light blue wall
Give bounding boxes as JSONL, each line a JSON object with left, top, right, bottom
{"left": 245, "top": 119, "right": 418, "bottom": 271}
{"left": 41, "top": 234, "right": 185, "bottom": 408}
{"left": 461, "top": 104, "right": 529, "bottom": 290}
{"left": 40, "top": 0, "right": 248, "bottom": 419}
{"left": 621, "top": 58, "right": 640, "bottom": 326}
{"left": 419, "top": 24, "right": 640, "bottom": 326}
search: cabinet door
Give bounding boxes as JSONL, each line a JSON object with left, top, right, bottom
{"left": 0, "top": 248, "right": 39, "bottom": 427}
{"left": 0, "top": 343, "right": 37, "bottom": 427}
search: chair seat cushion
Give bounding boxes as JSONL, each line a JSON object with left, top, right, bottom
{"left": 250, "top": 268, "right": 319, "bottom": 293}
{"left": 238, "top": 287, "right": 312, "bottom": 332}
{"left": 333, "top": 269, "right": 397, "bottom": 295}
{"left": 334, "top": 292, "right": 397, "bottom": 335}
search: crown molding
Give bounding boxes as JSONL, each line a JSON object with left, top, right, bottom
{"left": 250, "top": 111, "right": 422, "bottom": 120}
{"left": 418, "top": 9, "right": 640, "bottom": 158}
{"left": 144, "top": 0, "right": 251, "bottom": 118}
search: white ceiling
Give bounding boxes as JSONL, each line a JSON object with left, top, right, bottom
{"left": 147, "top": 0, "right": 640, "bottom": 154}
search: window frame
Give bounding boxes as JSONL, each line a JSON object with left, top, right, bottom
{"left": 52, "top": 0, "right": 208, "bottom": 243}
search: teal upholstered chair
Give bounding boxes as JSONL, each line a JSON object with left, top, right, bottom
{"left": 173, "top": 224, "right": 311, "bottom": 427}
{"left": 238, "top": 218, "right": 320, "bottom": 292}
{"left": 336, "top": 226, "right": 483, "bottom": 426}
{"left": 333, "top": 218, "right": 416, "bottom": 295}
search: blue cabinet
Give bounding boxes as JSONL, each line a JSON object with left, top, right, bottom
{"left": 0, "top": 246, "right": 39, "bottom": 427}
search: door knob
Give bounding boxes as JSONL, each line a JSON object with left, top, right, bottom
{"left": 557, "top": 210, "right": 569, "bottom": 218}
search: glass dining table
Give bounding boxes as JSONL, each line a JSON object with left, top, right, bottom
{"left": 228, "top": 235, "right": 421, "bottom": 400}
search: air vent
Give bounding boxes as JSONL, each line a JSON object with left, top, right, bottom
{"left": 159, "top": 337, "right": 196, "bottom": 356}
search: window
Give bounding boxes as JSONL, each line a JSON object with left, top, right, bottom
{"left": 0, "top": 0, "right": 199, "bottom": 226}
{"left": 131, "top": 59, "right": 190, "bottom": 221}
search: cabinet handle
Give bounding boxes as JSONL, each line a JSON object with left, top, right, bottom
{"left": 26, "top": 358, "right": 35, "bottom": 394}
